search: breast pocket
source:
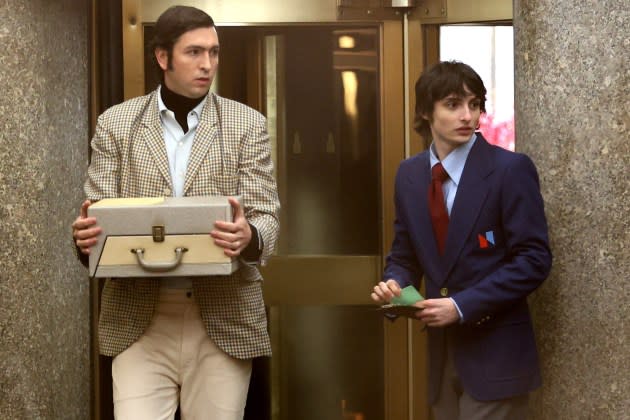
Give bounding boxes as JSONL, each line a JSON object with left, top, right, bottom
{"left": 188, "top": 139, "right": 240, "bottom": 195}
{"left": 186, "top": 161, "right": 239, "bottom": 196}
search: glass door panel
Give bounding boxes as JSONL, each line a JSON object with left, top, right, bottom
{"left": 280, "top": 27, "right": 379, "bottom": 256}
{"left": 214, "top": 25, "right": 381, "bottom": 257}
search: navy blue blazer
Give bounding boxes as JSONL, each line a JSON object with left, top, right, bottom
{"left": 384, "top": 134, "right": 552, "bottom": 402}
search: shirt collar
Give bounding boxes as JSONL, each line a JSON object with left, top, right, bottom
{"left": 157, "top": 85, "right": 207, "bottom": 118}
{"left": 429, "top": 133, "right": 478, "bottom": 186}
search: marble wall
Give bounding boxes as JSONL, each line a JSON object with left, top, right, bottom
{"left": 0, "top": 0, "right": 90, "bottom": 418}
{"left": 514, "top": 0, "right": 629, "bottom": 418}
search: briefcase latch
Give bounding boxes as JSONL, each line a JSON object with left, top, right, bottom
{"left": 152, "top": 225, "right": 165, "bottom": 242}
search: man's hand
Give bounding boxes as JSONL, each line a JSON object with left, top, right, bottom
{"left": 417, "top": 298, "right": 460, "bottom": 327}
{"left": 72, "top": 200, "right": 102, "bottom": 255}
{"left": 211, "top": 197, "right": 252, "bottom": 257}
{"left": 371, "top": 279, "right": 402, "bottom": 304}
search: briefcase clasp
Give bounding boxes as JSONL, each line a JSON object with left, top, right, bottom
{"left": 152, "top": 225, "right": 165, "bottom": 242}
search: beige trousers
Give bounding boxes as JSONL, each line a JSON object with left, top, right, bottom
{"left": 112, "top": 288, "right": 252, "bottom": 420}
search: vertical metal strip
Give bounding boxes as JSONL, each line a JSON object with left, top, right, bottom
{"left": 403, "top": 12, "right": 414, "bottom": 420}
{"left": 122, "top": 0, "right": 143, "bottom": 100}
{"left": 403, "top": 12, "right": 411, "bottom": 159}
{"left": 407, "top": 318, "right": 414, "bottom": 420}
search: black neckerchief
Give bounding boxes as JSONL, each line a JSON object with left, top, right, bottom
{"left": 160, "top": 83, "right": 206, "bottom": 133}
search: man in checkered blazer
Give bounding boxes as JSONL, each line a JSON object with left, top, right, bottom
{"left": 72, "top": 6, "right": 279, "bottom": 419}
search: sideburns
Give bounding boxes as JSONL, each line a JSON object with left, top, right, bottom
{"left": 167, "top": 51, "right": 174, "bottom": 71}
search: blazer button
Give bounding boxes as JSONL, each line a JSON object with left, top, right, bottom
{"left": 163, "top": 188, "right": 172, "bottom": 196}
{"left": 440, "top": 287, "right": 448, "bottom": 297}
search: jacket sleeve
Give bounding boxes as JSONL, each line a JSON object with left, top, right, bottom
{"left": 453, "top": 154, "right": 552, "bottom": 323}
{"left": 238, "top": 112, "right": 280, "bottom": 265}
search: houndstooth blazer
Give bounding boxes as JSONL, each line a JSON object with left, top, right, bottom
{"left": 85, "top": 89, "right": 280, "bottom": 359}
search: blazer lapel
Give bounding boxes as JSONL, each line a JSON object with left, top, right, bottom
{"left": 442, "top": 135, "right": 494, "bottom": 281}
{"left": 184, "top": 94, "right": 220, "bottom": 195}
{"left": 139, "top": 92, "right": 172, "bottom": 190}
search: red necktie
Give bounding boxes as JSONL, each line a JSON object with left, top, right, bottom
{"left": 428, "top": 162, "right": 449, "bottom": 255}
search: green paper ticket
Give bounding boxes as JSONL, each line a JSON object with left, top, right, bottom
{"left": 391, "top": 285, "right": 424, "bottom": 306}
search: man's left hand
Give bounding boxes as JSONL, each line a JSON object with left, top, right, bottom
{"left": 211, "top": 197, "right": 252, "bottom": 257}
{"left": 417, "top": 298, "right": 460, "bottom": 327}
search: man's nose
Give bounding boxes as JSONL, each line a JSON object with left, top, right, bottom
{"left": 461, "top": 106, "right": 472, "bottom": 121}
{"left": 200, "top": 52, "right": 212, "bottom": 70}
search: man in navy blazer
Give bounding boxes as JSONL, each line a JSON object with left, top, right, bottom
{"left": 372, "top": 61, "right": 551, "bottom": 420}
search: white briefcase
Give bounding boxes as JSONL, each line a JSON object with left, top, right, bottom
{"left": 87, "top": 196, "right": 240, "bottom": 278}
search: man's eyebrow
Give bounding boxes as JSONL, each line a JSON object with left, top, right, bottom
{"left": 184, "top": 44, "right": 220, "bottom": 50}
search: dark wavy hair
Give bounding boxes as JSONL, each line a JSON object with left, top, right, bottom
{"left": 413, "top": 61, "right": 487, "bottom": 141}
{"left": 149, "top": 6, "right": 215, "bottom": 78}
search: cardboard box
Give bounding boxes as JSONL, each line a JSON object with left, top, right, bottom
{"left": 88, "top": 196, "right": 239, "bottom": 278}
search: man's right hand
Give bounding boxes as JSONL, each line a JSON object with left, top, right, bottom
{"left": 72, "top": 200, "right": 102, "bottom": 255}
{"left": 371, "top": 279, "right": 402, "bottom": 304}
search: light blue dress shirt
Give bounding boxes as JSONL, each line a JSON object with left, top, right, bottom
{"left": 157, "top": 86, "right": 207, "bottom": 198}
{"left": 429, "top": 133, "right": 478, "bottom": 321}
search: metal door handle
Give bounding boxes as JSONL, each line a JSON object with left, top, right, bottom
{"left": 130, "top": 247, "right": 188, "bottom": 272}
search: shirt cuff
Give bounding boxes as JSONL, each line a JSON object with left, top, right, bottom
{"left": 240, "top": 223, "right": 263, "bottom": 264}
{"left": 450, "top": 297, "right": 464, "bottom": 323}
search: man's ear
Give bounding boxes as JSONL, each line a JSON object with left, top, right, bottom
{"left": 155, "top": 48, "right": 168, "bottom": 71}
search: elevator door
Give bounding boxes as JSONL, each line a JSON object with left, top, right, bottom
{"left": 108, "top": 1, "right": 409, "bottom": 419}
{"left": 213, "top": 24, "right": 386, "bottom": 420}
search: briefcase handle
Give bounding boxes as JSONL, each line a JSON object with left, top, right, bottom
{"left": 130, "top": 247, "right": 188, "bottom": 272}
